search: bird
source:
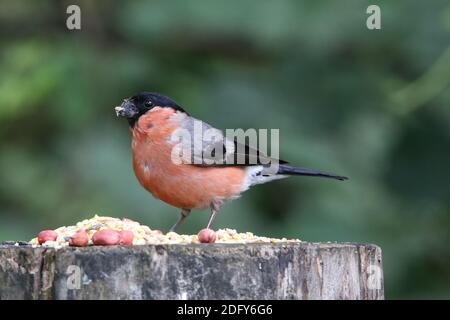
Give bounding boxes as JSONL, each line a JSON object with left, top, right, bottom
{"left": 115, "top": 92, "right": 347, "bottom": 232}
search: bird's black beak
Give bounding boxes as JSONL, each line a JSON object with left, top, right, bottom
{"left": 115, "top": 100, "right": 138, "bottom": 118}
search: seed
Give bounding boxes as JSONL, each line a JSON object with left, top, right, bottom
{"left": 69, "top": 230, "right": 89, "bottom": 247}
{"left": 37, "top": 230, "right": 58, "bottom": 244}
{"left": 119, "top": 230, "right": 134, "bottom": 245}
{"left": 197, "top": 228, "right": 216, "bottom": 243}
{"left": 92, "top": 229, "right": 121, "bottom": 245}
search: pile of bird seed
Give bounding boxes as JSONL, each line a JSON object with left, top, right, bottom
{"left": 28, "top": 215, "right": 300, "bottom": 249}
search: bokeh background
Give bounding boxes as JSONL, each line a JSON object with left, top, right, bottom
{"left": 1, "top": 0, "right": 449, "bottom": 299}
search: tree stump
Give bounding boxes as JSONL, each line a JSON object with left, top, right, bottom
{"left": 0, "top": 242, "right": 383, "bottom": 299}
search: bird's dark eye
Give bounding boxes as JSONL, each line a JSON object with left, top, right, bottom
{"left": 145, "top": 100, "right": 153, "bottom": 108}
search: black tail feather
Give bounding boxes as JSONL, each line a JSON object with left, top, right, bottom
{"left": 277, "top": 164, "right": 348, "bottom": 181}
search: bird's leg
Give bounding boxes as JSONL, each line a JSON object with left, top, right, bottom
{"left": 169, "top": 208, "right": 191, "bottom": 232}
{"left": 206, "top": 201, "right": 221, "bottom": 229}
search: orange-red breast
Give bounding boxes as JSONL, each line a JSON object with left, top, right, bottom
{"left": 115, "top": 92, "right": 347, "bottom": 231}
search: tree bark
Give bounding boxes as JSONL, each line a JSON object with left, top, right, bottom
{"left": 0, "top": 242, "right": 383, "bottom": 300}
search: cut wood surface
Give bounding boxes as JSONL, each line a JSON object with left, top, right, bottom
{"left": 0, "top": 242, "right": 384, "bottom": 300}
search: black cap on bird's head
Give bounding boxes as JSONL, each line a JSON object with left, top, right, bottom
{"left": 115, "top": 92, "right": 186, "bottom": 127}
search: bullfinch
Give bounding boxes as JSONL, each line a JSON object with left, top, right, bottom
{"left": 115, "top": 92, "right": 347, "bottom": 231}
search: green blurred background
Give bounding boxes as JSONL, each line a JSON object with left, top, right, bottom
{"left": 1, "top": 0, "right": 449, "bottom": 299}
